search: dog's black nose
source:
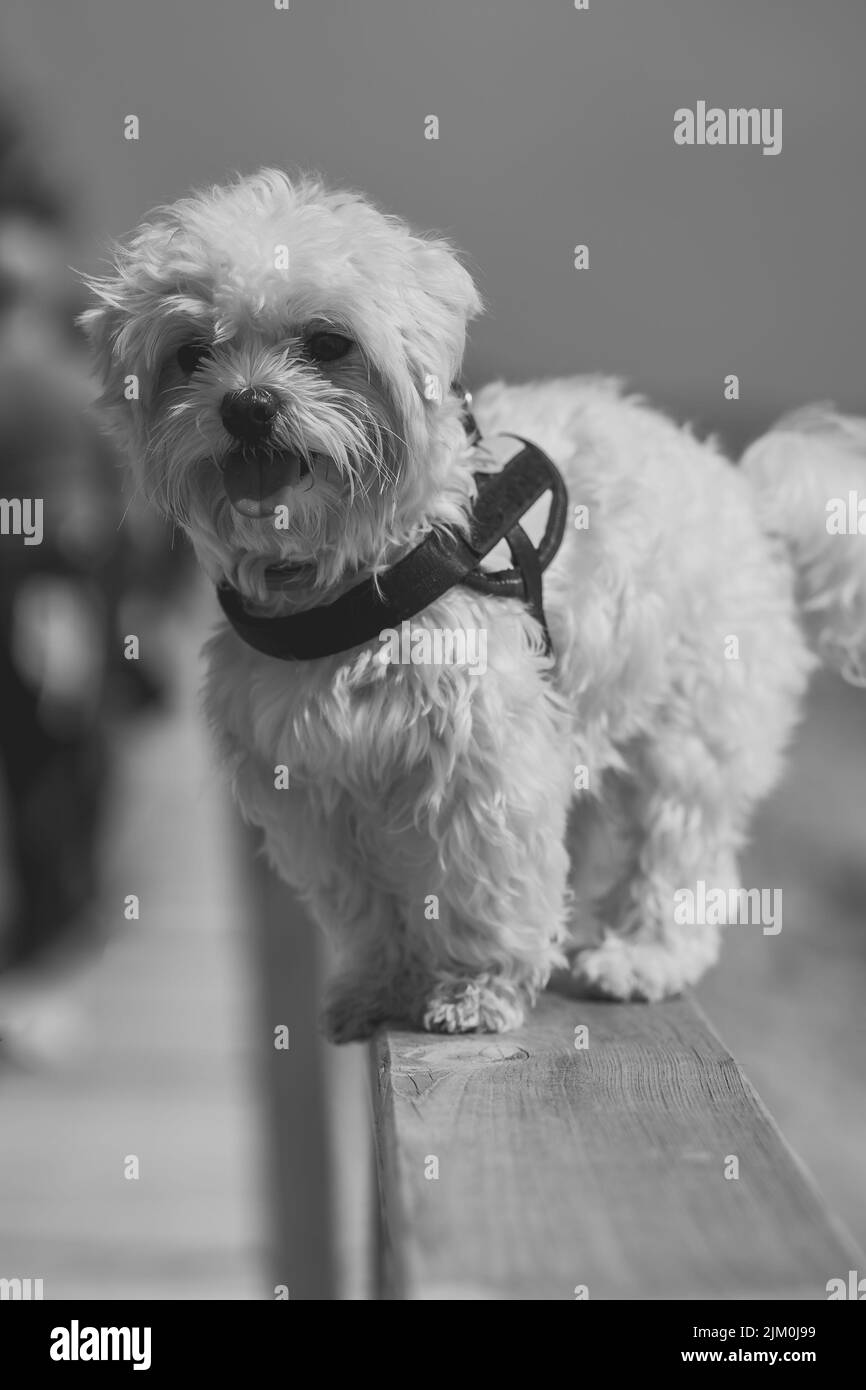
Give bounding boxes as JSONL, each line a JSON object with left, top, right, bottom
{"left": 220, "top": 387, "right": 280, "bottom": 442}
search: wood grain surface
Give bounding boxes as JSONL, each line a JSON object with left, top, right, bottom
{"left": 373, "top": 987, "right": 863, "bottom": 1300}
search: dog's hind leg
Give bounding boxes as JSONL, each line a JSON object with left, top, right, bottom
{"left": 570, "top": 739, "right": 744, "bottom": 1000}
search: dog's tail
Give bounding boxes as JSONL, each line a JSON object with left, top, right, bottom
{"left": 741, "top": 406, "right": 866, "bottom": 686}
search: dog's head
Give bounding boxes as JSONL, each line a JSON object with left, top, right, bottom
{"left": 82, "top": 170, "right": 481, "bottom": 601}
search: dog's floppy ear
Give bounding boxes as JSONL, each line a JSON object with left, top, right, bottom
{"left": 78, "top": 218, "right": 175, "bottom": 404}
{"left": 399, "top": 235, "right": 482, "bottom": 412}
{"left": 78, "top": 274, "right": 148, "bottom": 456}
{"left": 79, "top": 285, "right": 125, "bottom": 391}
{"left": 411, "top": 236, "right": 482, "bottom": 327}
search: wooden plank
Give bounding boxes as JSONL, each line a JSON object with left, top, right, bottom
{"left": 373, "top": 987, "right": 863, "bottom": 1300}
{"left": 248, "top": 854, "right": 338, "bottom": 1300}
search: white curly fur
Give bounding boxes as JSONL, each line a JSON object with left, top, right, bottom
{"left": 82, "top": 169, "right": 866, "bottom": 1039}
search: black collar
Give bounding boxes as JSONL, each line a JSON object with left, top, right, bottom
{"left": 216, "top": 413, "right": 568, "bottom": 663}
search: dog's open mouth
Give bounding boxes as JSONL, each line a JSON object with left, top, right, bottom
{"left": 222, "top": 450, "right": 312, "bottom": 518}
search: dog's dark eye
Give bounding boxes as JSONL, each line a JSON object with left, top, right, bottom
{"left": 177, "top": 341, "right": 212, "bottom": 375}
{"left": 305, "top": 331, "right": 353, "bottom": 363}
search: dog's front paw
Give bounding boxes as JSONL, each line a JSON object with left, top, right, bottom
{"left": 422, "top": 977, "right": 525, "bottom": 1034}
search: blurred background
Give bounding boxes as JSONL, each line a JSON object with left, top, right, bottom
{"left": 0, "top": 0, "right": 863, "bottom": 1298}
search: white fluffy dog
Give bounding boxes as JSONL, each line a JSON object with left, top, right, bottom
{"left": 83, "top": 170, "right": 866, "bottom": 1040}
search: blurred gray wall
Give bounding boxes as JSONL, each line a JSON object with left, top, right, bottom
{"left": 6, "top": 0, "right": 864, "bottom": 443}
